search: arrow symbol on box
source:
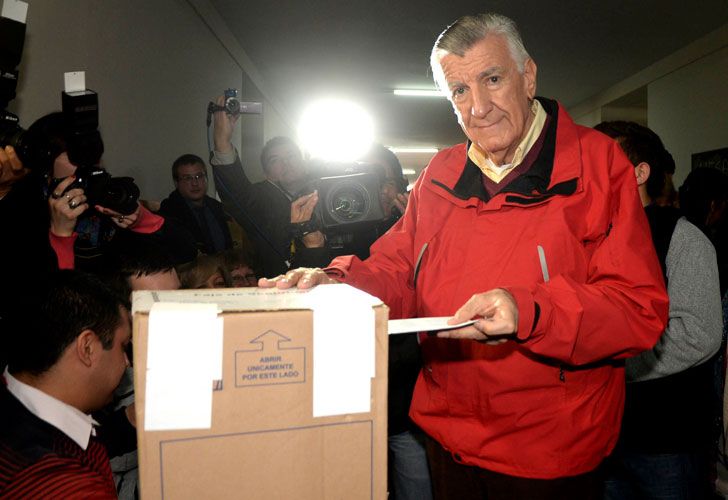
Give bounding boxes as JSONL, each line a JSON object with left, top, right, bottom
{"left": 249, "top": 330, "right": 292, "bottom": 351}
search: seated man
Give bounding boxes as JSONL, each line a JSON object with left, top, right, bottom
{"left": 0, "top": 270, "right": 130, "bottom": 498}
{"left": 159, "top": 154, "right": 233, "bottom": 255}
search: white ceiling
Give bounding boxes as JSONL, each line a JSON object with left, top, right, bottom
{"left": 209, "top": 0, "right": 728, "bottom": 173}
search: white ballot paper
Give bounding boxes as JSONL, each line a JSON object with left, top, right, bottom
{"left": 144, "top": 302, "right": 222, "bottom": 431}
{"left": 388, "top": 317, "right": 476, "bottom": 335}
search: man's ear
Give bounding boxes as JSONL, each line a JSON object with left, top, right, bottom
{"left": 523, "top": 58, "right": 537, "bottom": 100}
{"left": 634, "top": 162, "right": 650, "bottom": 186}
{"left": 75, "top": 329, "right": 97, "bottom": 367}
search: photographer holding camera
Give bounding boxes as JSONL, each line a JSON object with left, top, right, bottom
{"left": 210, "top": 94, "right": 329, "bottom": 277}
{"left": 25, "top": 111, "right": 198, "bottom": 272}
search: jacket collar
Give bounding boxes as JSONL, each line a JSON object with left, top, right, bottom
{"left": 428, "top": 98, "right": 582, "bottom": 207}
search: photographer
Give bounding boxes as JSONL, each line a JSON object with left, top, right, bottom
{"left": 210, "top": 95, "right": 328, "bottom": 276}
{"left": 30, "top": 112, "right": 196, "bottom": 272}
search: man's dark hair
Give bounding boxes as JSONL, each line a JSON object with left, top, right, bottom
{"left": 26, "top": 111, "right": 105, "bottom": 174}
{"left": 103, "top": 233, "right": 179, "bottom": 303}
{"left": 594, "top": 121, "right": 675, "bottom": 201}
{"left": 679, "top": 167, "right": 728, "bottom": 234}
{"left": 172, "top": 153, "right": 207, "bottom": 180}
{"left": 260, "top": 136, "right": 300, "bottom": 173}
{"left": 8, "top": 270, "right": 126, "bottom": 375}
{"left": 361, "top": 143, "right": 408, "bottom": 194}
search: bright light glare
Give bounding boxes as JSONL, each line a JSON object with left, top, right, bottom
{"left": 402, "top": 168, "right": 417, "bottom": 175}
{"left": 298, "top": 99, "right": 374, "bottom": 162}
{"left": 393, "top": 89, "right": 445, "bottom": 98}
{"left": 389, "top": 147, "right": 440, "bottom": 154}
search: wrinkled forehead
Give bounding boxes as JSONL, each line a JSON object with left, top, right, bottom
{"left": 432, "top": 34, "right": 521, "bottom": 89}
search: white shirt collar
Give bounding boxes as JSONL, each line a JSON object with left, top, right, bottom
{"left": 4, "top": 367, "right": 98, "bottom": 450}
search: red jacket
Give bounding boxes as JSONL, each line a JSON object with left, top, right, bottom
{"left": 330, "top": 99, "right": 668, "bottom": 479}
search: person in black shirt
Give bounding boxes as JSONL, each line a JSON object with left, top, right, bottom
{"left": 159, "top": 154, "right": 233, "bottom": 255}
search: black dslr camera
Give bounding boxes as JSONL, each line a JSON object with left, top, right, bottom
{"left": 0, "top": 4, "right": 139, "bottom": 214}
{"left": 49, "top": 90, "right": 140, "bottom": 215}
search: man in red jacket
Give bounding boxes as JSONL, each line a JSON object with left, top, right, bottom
{"left": 262, "top": 13, "right": 668, "bottom": 499}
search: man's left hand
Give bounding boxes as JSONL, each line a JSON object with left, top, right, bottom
{"left": 393, "top": 192, "right": 409, "bottom": 214}
{"left": 440, "top": 288, "right": 519, "bottom": 344}
{"left": 97, "top": 203, "right": 141, "bottom": 229}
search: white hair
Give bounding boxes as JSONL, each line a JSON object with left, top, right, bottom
{"left": 430, "top": 13, "right": 531, "bottom": 94}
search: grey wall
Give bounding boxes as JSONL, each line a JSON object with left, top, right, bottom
{"left": 571, "top": 23, "right": 728, "bottom": 192}
{"left": 648, "top": 45, "right": 728, "bottom": 188}
{"left": 9, "top": 0, "right": 286, "bottom": 200}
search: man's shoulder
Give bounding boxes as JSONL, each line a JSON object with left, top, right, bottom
{"left": 420, "top": 143, "right": 468, "bottom": 182}
{"left": 0, "top": 389, "right": 62, "bottom": 462}
{"left": 159, "top": 190, "right": 193, "bottom": 217}
{"left": 670, "top": 217, "right": 715, "bottom": 255}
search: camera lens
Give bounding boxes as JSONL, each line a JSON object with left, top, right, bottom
{"left": 328, "top": 182, "right": 370, "bottom": 223}
{"left": 225, "top": 97, "right": 241, "bottom": 115}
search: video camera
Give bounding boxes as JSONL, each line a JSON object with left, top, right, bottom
{"left": 307, "top": 161, "right": 387, "bottom": 232}
{"left": 207, "top": 88, "right": 263, "bottom": 118}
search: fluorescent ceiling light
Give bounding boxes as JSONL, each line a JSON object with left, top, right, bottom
{"left": 402, "top": 168, "right": 417, "bottom": 175}
{"left": 389, "top": 147, "right": 439, "bottom": 154}
{"left": 393, "top": 89, "right": 444, "bottom": 98}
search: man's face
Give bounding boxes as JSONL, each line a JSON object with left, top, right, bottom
{"left": 437, "top": 34, "right": 537, "bottom": 165}
{"left": 265, "top": 144, "right": 306, "bottom": 186}
{"left": 93, "top": 308, "right": 132, "bottom": 409}
{"left": 52, "top": 152, "right": 77, "bottom": 178}
{"left": 175, "top": 163, "right": 208, "bottom": 202}
{"left": 129, "top": 269, "right": 181, "bottom": 291}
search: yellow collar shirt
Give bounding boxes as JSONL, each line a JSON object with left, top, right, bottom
{"left": 467, "top": 99, "right": 547, "bottom": 183}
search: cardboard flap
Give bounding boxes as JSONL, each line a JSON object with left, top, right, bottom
{"left": 132, "top": 284, "right": 382, "bottom": 314}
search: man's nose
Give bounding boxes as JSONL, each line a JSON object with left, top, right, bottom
{"left": 470, "top": 87, "right": 492, "bottom": 119}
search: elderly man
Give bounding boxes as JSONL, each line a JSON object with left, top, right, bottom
{"left": 262, "top": 13, "right": 668, "bottom": 499}
{"left": 0, "top": 271, "right": 130, "bottom": 498}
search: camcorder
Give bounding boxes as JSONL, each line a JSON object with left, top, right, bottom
{"left": 306, "top": 161, "right": 387, "bottom": 232}
{"left": 0, "top": 3, "right": 140, "bottom": 215}
{"left": 208, "top": 88, "right": 263, "bottom": 118}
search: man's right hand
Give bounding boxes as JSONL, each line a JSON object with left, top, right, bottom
{"left": 213, "top": 95, "right": 240, "bottom": 154}
{"left": 49, "top": 176, "right": 88, "bottom": 236}
{"left": 258, "top": 267, "right": 338, "bottom": 289}
{"left": 0, "top": 145, "right": 28, "bottom": 199}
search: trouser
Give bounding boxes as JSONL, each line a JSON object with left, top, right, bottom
{"left": 388, "top": 429, "right": 433, "bottom": 500}
{"left": 425, "top": 435, "right": 603, "bottom": 500}
{"left": 602, "top": 451, "right": 711, "bottom": 500}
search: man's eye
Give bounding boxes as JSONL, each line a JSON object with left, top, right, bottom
{"left": 488, "top": 76, "right": 500, "bottom": 84}
{"left": 452, "top": 87, "right": 466, "bottom": 98}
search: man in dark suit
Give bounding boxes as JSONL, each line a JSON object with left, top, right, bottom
{"left": 159, "top": 154, "right": 233, "bottom": 255}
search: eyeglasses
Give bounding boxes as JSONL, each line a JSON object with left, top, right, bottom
{"left": 178, "top": 173, "right": 207, "bottom": 183}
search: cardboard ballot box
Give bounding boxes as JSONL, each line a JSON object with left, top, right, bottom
{"left": 132, "top": 285, "right": 388, "bottom": 500}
